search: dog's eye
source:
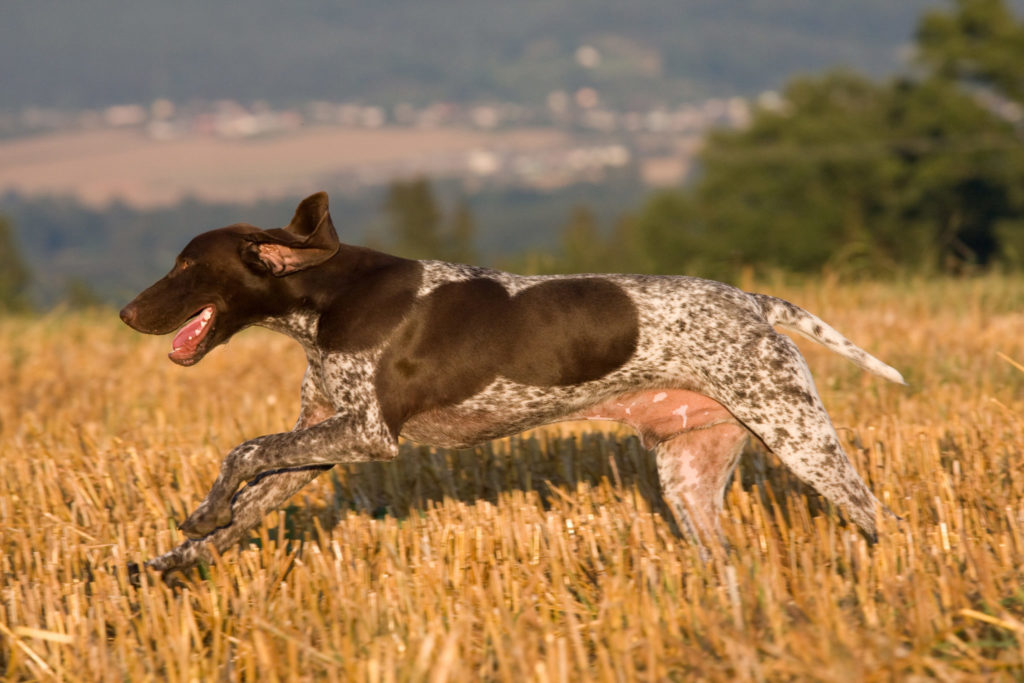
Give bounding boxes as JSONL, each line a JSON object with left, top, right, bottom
{"left": 170, "top": 258, "right": 195, "bottom": 277}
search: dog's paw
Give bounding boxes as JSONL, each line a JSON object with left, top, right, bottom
{"left": 179, "top": 503, "right": 233, "bottom": 539}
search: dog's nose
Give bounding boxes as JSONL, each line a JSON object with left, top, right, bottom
{"left": 119, "top": 303, "right": 137, "bottom": 326}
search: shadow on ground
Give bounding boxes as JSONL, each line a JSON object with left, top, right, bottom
{"left": 267, "top": 430, "right": 831, "bottom": 546}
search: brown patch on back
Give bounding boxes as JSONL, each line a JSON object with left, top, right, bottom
{"left": 375, "top": 277, "right": 639, "bottom": 434}
{"left": 506, "top": 279, "right": 639, "bottom": 385}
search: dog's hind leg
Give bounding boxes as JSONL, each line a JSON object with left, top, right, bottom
{"left": 707, "top": 331, "right": 880, "bottom": 539}
{"left": 655, "top": 422, "right": 748, "bottom": 548}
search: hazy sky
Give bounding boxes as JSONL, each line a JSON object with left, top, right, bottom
{"left": 2, "top": 0, "right": 951, "bottom": 109}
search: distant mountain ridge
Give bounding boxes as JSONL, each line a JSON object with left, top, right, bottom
{"left": 3, "top": 0, "right": 956, "bottom": 109}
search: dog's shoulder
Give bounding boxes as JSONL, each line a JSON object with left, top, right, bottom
{"left": 312, "top": 249, "right": 422, "bottom": 353}
{"left": 414, "top": 260, "right": 516, "bottom": 297}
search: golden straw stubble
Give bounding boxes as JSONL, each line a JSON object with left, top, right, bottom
{"left": 1, "top": 276, "right": 1022, "bottom": 680}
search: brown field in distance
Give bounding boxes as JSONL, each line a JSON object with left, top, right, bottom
{"left": 0, "top": 126, "right": 568, "bottom": 208}
{"left": 1, "top": 275, "right": 1023, "bottom": 679}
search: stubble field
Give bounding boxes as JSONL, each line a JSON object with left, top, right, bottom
{"left": 1, "top": 274, "right": 1023, "bottom": 680}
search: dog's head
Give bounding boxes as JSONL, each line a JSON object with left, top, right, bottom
{"left": 120, "top": 192, "right": 340, "bottom": 366}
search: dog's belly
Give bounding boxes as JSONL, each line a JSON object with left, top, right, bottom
{"left": 399, "top": 388, "right": 740, "bottom": 450}
{"left": 568, "top": 389, "right": 740, "bottom": 448}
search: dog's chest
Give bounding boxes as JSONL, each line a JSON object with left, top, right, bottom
{"left": 396, "top": 378, "right": 583, "bottom": 447}
{"left": 304, "top": 349, "right": 382, "bottom": 415}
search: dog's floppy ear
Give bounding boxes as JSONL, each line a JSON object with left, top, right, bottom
{"left": 243, "top": 192, "right": 341, "bottom": 276}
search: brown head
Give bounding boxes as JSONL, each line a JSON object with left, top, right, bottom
{"left": 119, "top": 192, "right": 341, "bottom": 366}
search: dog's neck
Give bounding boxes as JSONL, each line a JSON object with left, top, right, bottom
{"left": 257, "top": 245, "right": 423, "bottom": 355}
{"left": 258, "top": 310, "right": 321, "bottom": 350}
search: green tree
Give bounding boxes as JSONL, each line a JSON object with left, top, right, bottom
{"left": 383, "top": 178, "right": 479, "bottom": 262}
{"left": 886, "top": 77, "right": 1024, "bottom": 270}
{"left": 559, "top": 206, "right": 605, "bottom": 273}
{"left": 706, "top": 72, "right": 1021, "bottom": 271}
{"left": 624, "top": 9, "right": 1024, "bottom": 277}
{"left": 445, "top": 199, "right": 478, "bottom": 264}
{"left": 0, "top": 217, "right": 32, "bottom": 312}
{"left": 917, "top": 0, "right": 1024, "bottom": 105}
{"left": 384, "top": 177, "right": 443, "bottom": 260}
{"left": 61, "top": 277, "right": 104, "bottom": 310}
{"left": 616, "top": 191, "right": 702, "bottom": 275}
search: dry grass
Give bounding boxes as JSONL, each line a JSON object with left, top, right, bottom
{"left": 1, "top": 274, "right": 1023, "bottom": 681}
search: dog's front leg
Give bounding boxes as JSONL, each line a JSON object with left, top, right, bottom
{"left": 179, "top": 411, "right": 397, "bottom": 539}
{"left": 147, "top": 464, "right": 332, "bottom": 575}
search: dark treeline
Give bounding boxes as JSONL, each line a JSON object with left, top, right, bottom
{"left": 2, "top": 0, "right": 1024, "bottom": 313}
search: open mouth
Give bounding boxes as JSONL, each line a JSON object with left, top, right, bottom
{"left": 169, "top": 305, "right": 216, "bottom": 365}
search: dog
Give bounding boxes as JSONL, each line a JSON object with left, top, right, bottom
{"left": 120, "top": 192, "right": 904, "bottom": 575}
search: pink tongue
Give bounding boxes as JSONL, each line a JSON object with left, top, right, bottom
{"left": 172, "top": 315, "right": 205, "bottom": 350}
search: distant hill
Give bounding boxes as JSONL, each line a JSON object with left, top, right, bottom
{"left": 3, "top": 0, "right": 955, "bottom": 109}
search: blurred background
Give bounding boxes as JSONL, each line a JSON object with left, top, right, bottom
{"left": 1, "top": 0, "right": 1023, "bottom": 308}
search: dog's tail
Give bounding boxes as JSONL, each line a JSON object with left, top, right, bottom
{"left": 750, "top": 293, "right": 906, "bottom": 385}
